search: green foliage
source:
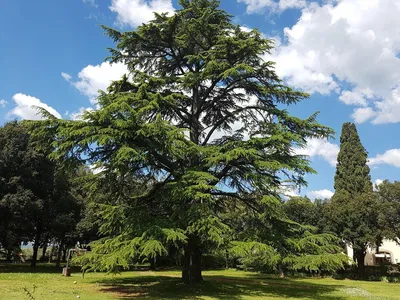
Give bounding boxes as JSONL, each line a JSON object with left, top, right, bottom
{"left": 326, "top": 122, "right": 375, "bottom": 273}
{"left": 282, "top": 232, "right": 348, "bottom": 273}
{"left": 334, "top": 122, "right": 372, "bottom": 194}
{"left": 0, "top": 121, "right": 82, "bottom": 266}
{"left": 229, "top": 241, "right": 280, "bottom": 271}
{"left": 30, "top": 0, "right": 333, "bottom": 281}
{"left": 376, "top": 180, "right": 400, "bottom": 242}
{"left": 284, "top": 197, "right": 321, "bottom": 228}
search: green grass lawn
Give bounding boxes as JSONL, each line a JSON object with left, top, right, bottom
{"left": 0, "top": 264, "right": 399, "bottom": 300}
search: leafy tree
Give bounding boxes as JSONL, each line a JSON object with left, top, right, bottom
{"left": 284, "top": 197, "right": 319, "bottom": 227}
{"left": 284, "top": 197, "right": 331, "bottom": 234}
{"left": 32, "top": 0, "right": 333, "bottom": 283}
{"left": 326, "top": 122, "right": 375, "bottom": 275}
{"left": 376, "top": 180, "right": 400, "bottom": 245}
{"left": 228, "top": 198, "right": 347, "bottom": 275}
{"left": 0, "top": 121, "right": 82, "bottom": 267}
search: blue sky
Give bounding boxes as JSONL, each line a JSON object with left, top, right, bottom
{"left": 1, "top": 0, "right": 399, "bottom": 199}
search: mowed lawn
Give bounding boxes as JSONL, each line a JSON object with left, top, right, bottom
{"left": 0, "top": 264, "right": 399, "bottom": 300}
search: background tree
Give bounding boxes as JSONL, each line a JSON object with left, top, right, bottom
{"left": 0, "top": 121, "right": 82, "bottom": 267}
{"left": 228, "top": 202, "right": 348, "bottom": 276}
{"left": 284, "top": 197, "right": 322, "bottom": 228}
{"left": 0, "top": 121, "right": 49, "bottom": 265}
{"left": 375, "top": 180, "right": 400, "bottom": 245}
{"left": 33, "top": 0, "right": 333, "bottom": 283}
{"left": 326, "top": 122, "right": 375, "bottom": 275}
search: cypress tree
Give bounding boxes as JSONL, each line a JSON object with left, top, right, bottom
{"left": 334, "top": 122, "right": 372, "bottom": 194}
{"left": 328, "top": 122, "right": 376, "bottom": 275}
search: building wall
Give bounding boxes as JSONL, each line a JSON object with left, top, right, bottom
{"left": 346, "top": 239, "right": 400, "bottom": 265}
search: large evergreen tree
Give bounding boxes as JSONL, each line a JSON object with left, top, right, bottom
{"left": 32, "top": 0, "right": 333, "bottom": 283}
{"left": 327, "top": 122, "right": 376, "bottom": 275}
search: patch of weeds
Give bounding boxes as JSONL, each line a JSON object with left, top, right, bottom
{"left": 23, "top": 285, "right": 37, "bottom": 300}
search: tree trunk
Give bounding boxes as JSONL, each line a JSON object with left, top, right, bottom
{"left": 353, "top": 249, "right": 365, "bottom": 277}
{"left": 225, "top": 249, "right": 229, "bottom": 269}
{"left": 41, "top": 243, "right": 48, "bottom": 261}
{"left": 56, "top": 242, "right": 63, "bottom": 268}
{"left": 150, "top": 256, "right": 156, "bottom": 270}
{"left": 31, "top": 241, "right": 40, "bottom": 268}
{"left": 182, "top": 236, "right": 203, "bottom": 284}
{"left": 6, "top": 249, "right": 12, "bottom": 261}
{"left": 62, "top": 246, "right": 67, "bottom": 262}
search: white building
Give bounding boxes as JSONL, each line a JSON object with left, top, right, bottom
{"left": 346, "top": 239, "right": 400, "bottom": 266}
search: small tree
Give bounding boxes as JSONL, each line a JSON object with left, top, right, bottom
{"left": 32, "top": 0, "right": 333, "bottom": 283}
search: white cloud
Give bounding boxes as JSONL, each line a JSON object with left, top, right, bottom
{"left": 307, "top": 189, "right": 334, "bottom": 200}
{"left": 63, "top": 62, "right": 128, "bottom": 104}
{"left": 339, "top": 88, "right": 373, "bottom": 106}
{"left": 371, "top": 87, "right": 400, "bottom": 124}
{"left": 266, "top": 0, "right": 400, "bottom": 124}
{"left": 110, "top": 0, "right": 174, "bottom": 28}
{"left": 61, "top": 72, "right": 72, "bottom": 81}
{"left": 83, "top": 0, "right": 98, "bottom": 7}
{"left": 89, "top": 164, "right": 105, "bottom": 174}
{"left": 238, "top": 0, "right": 307, "bottom": 14}
{"left": 373, "top": 179, "right": 384, "bottom": 191}
{"left": 295, "top": 138, "right": 339, "bottom": 166}
{"left": 0, "top": 99, "right": 7, "bottom": 108}
{"left": 280, "top": 185, "right": 300, "bottom": 199}
{"left": 68, "top": 107, "right": 94, "bottom": 120}
{"left": 369, "top": 149, "right": 400, "bottom": 168}
{"left": 8, "top": 93, "right": 61, "bottom": 120}
{"left": 278, "top": 0, "right": 307, "bottom": 10}
{"left": 351, "top": 107, "right": 376, "bottom": 124}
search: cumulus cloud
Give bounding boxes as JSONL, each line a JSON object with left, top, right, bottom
{"left": 110, "top": 0, "right": 174, "bottom": 28}
{"left": 295, "top": 138, "right": 339, "bottom": 166}
{"left": 339, "top": 88, "right": 373, "bottom": 106}
{"left": 264, "top": 0, "right": 400, "bottom": 124}
{"left": 8, "top": 93, "right": 61, "bottom": 120}
{"left": 371, "top": 88, "right": 400, "bottom": 124}
{"left": 307, "top": 189, "right": 334, "bottom": 200}
{"left": 352, "top": 107, "right": 376, "bottom": 124}
{"left": 238, "top": 0, "right": 307, "bottom": 14}
{"left": 0, "top": 99, "right": 7, "bottom": 108}
{"left": 369, "top": 149, "right": 400, "bottom": 168}
{"left": 62, "top": 62, "right": 128, "bottom": 104}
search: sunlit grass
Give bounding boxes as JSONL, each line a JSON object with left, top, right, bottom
{"left": 1, "top": 264, "right": 400, "bottom": 299}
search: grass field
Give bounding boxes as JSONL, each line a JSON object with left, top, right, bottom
{"left": 0, "top": 264, "right": 399, "bottom": 300}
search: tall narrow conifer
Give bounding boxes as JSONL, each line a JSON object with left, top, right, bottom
{"left": 328, "top": 122, "right": 376, "bottom": 275}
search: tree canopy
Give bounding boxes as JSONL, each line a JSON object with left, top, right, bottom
{"left": 0, "top": 121, "right": 82, "bottom": 267}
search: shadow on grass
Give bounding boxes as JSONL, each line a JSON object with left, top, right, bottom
{"left": 96, "top": 274, "right": 347, "bottom": 300}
